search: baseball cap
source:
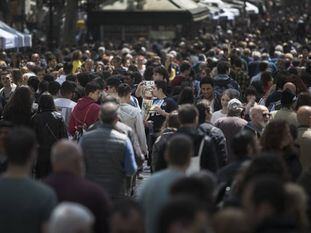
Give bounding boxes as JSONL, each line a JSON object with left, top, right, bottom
{"left": 228, "top": 98, "right": 243, "bottom": 112}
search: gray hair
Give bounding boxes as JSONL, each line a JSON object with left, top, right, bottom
{"left": 48, "top": 202, "right": 94, "bottom": 233}
{"left": 100, "top": 102, "right": 119, "bottom": 124}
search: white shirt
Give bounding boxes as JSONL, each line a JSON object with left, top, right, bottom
{"left": 56, "top": 75, "right": 67, "bottom": 85}
{"left": 54, "top": 97, "right": 76, "bottom": 125}
{"left": 211, "top": 110, "right": 227, "bottom": 125}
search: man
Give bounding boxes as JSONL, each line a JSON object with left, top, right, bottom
{"left": 48, "top": 202, "right": 94, "bottom": 233}
{"left": 0, "top": 70, "right": 16, "bottom": 104}
{"left": 171, "top": 61, "right": 192, "bottom": 87}
{"left": 215, "top": 99, "right": 247, "bottom": 162}
{"left": 80, "top": 102, "right": 137, "bottom": 200}
{"left": 0, "top": 127, "right": 57, "bottom": 233}
{"left": 296, "top": 106, "right": 311, "bottom": 171}
{"left": 68, "top": 81, "right": 101, "bottom": 136}
{"left": 56, "top": 62, "right": 73, "bottom": 85}
{"left": 177, "top": 104, "right": 218, "bottom": 173}
{"left": 244, "top": 105, "right": 270, "bottom": 138}
{"left": 138, "top": 134, "right": 193, "bottom": 233}
{"left": 44, "top": 140, "right": 111, "bottom": 233}
{"left": 117, "top": 83, "right": 147, "bottom": 156}
{"left": 197, "top": 78, "right": 215, "bottom": 112}
{"left": 54, "top": 81, "right": 77, "bottom": 126}
{"left": 213, "top": 61, "right": 240, "bottom": 111}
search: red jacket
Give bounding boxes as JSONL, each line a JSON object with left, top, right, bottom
{"left": 68, "top": 96, "right": 100, "bottom": 136}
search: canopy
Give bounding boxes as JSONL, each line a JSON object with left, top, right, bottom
{"left": 0, "top": 21, "right": 32, "bottom": 49}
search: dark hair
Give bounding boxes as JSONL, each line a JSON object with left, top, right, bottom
{"left": 246, "top": 175, "right": 286, "bottom": 214}
{"left": 157, "top": 198, "right": 203, "bottom": 233}
{"left": 178, "top": 87, "right": 194, "bottom": 105}
{"left": 112, "top": 199, "right": 143, "bottom": 217}
{"left": 281, "top": 90, "right": 296, "bottom": 108}
{"left": 38, "top": 80, "right": 49, "bottom": 93}
{"left": 38, "top": 92, "right": 56, "bottom": 112}
{"left": 60, "top": 81, "right": 75, "bottom": 97}
{"left": 117, "top": 83, "right": 131, "bottom": 98}
{"left": 48, "top": 81, "right": 61, "bottom": 96}
{"left": 4, "top": 127, "right": 37, "bottom": 165}
{"left": 258, "top": 61, "right": 268, "bottom": 72}
{"left": 179, "top": 61, "right": 191, "bottom": 73}
{"left": 130, "top": 71, "right": 143, "bottom": 85}
{"left": 295, "top": 92, "right": 311, "bottom": 110}
{"left": 106, "top": 76, "right": 122, "bottom": 89}
{"left": 77, "top": 72, "right": 95, "bottom": 87}
{"left": 196, "top": 100, "right": 210, "bottom": 124}
{"left": 27, "top": 76, "right": 39, "bottom": 92}
{"left": 217, "top": 61, "right": 230, "bottom": 74}
{"left": 162, "top": 110, "right": 180, "bottom": 130}
{"left": 63, "top": 62, "right": 73, "bottom": 75}
{"left": 154, "top": 80, "right": 168, "bottom": 96}
{"left": 231, "top": 130, "right": 256, "bottom": 159}
{"left": 245, "top": 86, "right": 257, "bottom": 97}
{"left": 72, "top": 50, "right": 82, "bottom": 61}
{"left": 166, "top": 134, "right": 193, "bottom": 166}
{"left": 12, "top": 68, "right": 22, "bottom": 84}
{"left": 153, "top": 66, "right": 169, "bottom": 83}
{"left": 261, "top": 120, "right": 291, "bottom": 152}
{"left": 178, "top": 104, "right": 198, "bottom": 124}
{"left": 43, "top": 74, "right": 54, "bottom": 83}
{"left": 85, "top": 81, "right": 101, "bottom": 96}
{"left": 261, "top": 71, "right": 273, "bottom": 89}
{"left": 200, "top": 78, "right": 214, "bottom": 87}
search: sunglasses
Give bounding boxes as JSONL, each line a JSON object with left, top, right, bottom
{"left": 262, "top": 113, "right": 271, "bottom": 117}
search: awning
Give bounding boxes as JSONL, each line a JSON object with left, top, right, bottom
{"left": 0, "top": 21, "right": 32, "bottom": 49}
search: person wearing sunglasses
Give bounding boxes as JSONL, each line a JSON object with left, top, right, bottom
{"left": 244, "top": 105, "right": 271, "bottom": 138}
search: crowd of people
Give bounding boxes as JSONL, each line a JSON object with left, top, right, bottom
{"left": 0, "top": 1, "right": 311, "bottom": 233}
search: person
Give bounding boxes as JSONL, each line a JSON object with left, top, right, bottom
{"left": 0, "top": 70, "right": 16, "bottom": 105}
{"left": 32, "top": 92, "right": 68, "bottom": 178}
{"left": 296, "top": 106, "right": 311, "bottom": 171}
{"left": 242, "top": 176, "right": 300, "bottom": 233}
{"left": 0, "top": 127, "right": 57, "bottom": 233}
{"left": 157, "top": 198, "right": 209, "bottom": 233}
{"left": 48, "top": 202, "right": 95, "bottom": 233}
{"left": 211, "top": 89, "right": 239, "bottom": 124}
{"left": 44, "top": 140, "right": 111, "bottom": 233}
{"left": 217, "top": 130, "right": 259, "bottom": 185}
{"left": 261, "top": 120, "right": 302, "bottom": 180}
{"left": 152, "top": 110, "right": 180, "bottom": 172}
{"left": 196, "top": 100, "right": 228, "bottom": 167}
{"left": 54, "top": 81, "right": 77, "bottom": 126}
{"left": 2, "top": 85, "right": 34, "bottom": 127}
{"left": 177, "top": 104, "right": 218, "bottom": 173}
{"left": 271, "top": 89, "right": 298, "bottom": 127}
{"left": 213, "top": 61, "right": 240, "bottom": 111}
{"left": 117, "top": 83, "right": 148, "bottom": 156}
{"left": 215, "top": 99, "right": 248, "bottom": 162}
{"left": 0, "top": 120, "right": 13, "bottom": 173}
{"left": 68, "top": 81, "right": 101, "bottom": 137}
{"left": 153, "top": 66, "right": 169, "bottom": 84}
{"left": 244, "top": 105, "right": 271, "bottom": 138}
{"left": 72, "top": 50, "right": 83, "bottom": 74}
{"left": 110, "top": 199, "right": 145, "bottom": 233}
{"left": 80, "top": 102, "right": 137, "bottom": 200}
{"left": 197, "top": 78, "right": 215, "bottom": 112}
{"left": 177, "top": 86, "right": 194, "bottom": 105}
{"left": 138, "top": 134, "right": 193, "bottom": 233}
{"left": 171, "top": 61, "right": 192, "bottom": 87}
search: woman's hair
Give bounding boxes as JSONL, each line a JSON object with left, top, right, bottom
{"left": 72, "top": 50, "right": 82, "bottom": 61}
{"left": 261, "top": 71, "right": 273, "bottom": 89}
{"left": 38, "top": 92, "right": 56, "bottom": 112}
{"left": 196, "top": 99, "right": 211, "bottom": 124}
{"left": 161, "top": 110, "right": 180, "bottom": 132}
{"left": 260, "top": 120, "right": 291, "bottom": 151}
{"left": 177, "top": 87, "right": 194, "bottom": 105}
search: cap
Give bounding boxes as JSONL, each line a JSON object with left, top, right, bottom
{"left": 228, "top": 98, "right": 243, "bottom": 112}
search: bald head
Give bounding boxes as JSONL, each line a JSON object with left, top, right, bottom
{"left": 283, "top": 82, "right": 296, "bottom": 95}
{"left": 297, "top": 106, "right": 311, "bottom": 127}
{"left": 250, "top": 105, "right": 270, "bottom": 128}
{"left": 51, "top": 140, "right": 84, "bottom": 176}
{"left": 100, "top": 102, "right": 119, "bottom": 124}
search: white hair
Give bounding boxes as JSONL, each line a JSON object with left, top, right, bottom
{"left": 48, "top": 202, "right": 94, "bottom": 233}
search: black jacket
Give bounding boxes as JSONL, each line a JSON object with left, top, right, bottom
{"left": 198, "top": 123, "right": 228, "bottom": 167}
{"left": 177, "top": 127, "right": 219, "bottom": 173}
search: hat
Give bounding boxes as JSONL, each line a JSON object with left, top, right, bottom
{"left": 228, "top": 98, "right": 243, "bottom": 113}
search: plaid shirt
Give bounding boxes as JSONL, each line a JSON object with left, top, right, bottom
{"left": 232, "top": 69, "right": 249, "bottom": 98}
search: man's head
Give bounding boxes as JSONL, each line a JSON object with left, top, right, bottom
{"left": 48, "top": 202, "right": 94, "bottom": 233}
{"left": 227, "top": 98, "right": 243, "bottom": 117}
{"left": 4, "top": 127, "right": 37, "bottom": 167}
{"left": 178, "top": 104, "right": 199, "bottom": 126}
{"left": 60, "top": 81, "right": 75, "bottom": 99}
{"left": 85, "top": 81, "right": 101, "bottom": 101}
{"left": 0, "top": 70, "right": 12, "bottom": 88}
{"left": 117, "top": 83, "right": 131, "bottom": 103}
{"left": 297, "top": 106, "right": 311, "bottom": 127}
{"left": 99, "top": 102, "right": 119, "bottom": 125}
{"left": 217, "top": 61, "right": 230, "bottom": 75}
{"left": 250, "top": 105, "right": 270, "bottom": 128}
{"left": 282, "top": 82, "right": 296, "bottom": 95}
{"left": 200, "top": 78, "right": 214, "bottom": 100}
{"left": 231, "top": 130, "right": 259, "bottom": 160}
{"left": 281, "top": 89, "right": 296, "bottom": 109}
{"left": 106, "top": 76, "right": 122, "bottom": 96}
{"left": 111, "top": 199, "right": 144, "bottom": 233}
{"left": 51, "top": 140, "right": 84, "bottom": 176}
{"left": 179, "top": 61, "right": 192, "bottom": 76}
{"left": 153, "top": 66, "right": 169, "bottom": 83}
{"left": 196, "top": 99, "right": 212, "bottom": 124}
{"left": 165, "top": 134, "right": 193, "bottom": 169}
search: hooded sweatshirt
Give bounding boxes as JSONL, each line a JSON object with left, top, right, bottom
{"left": 68, "top": 96, "right": 100, "bottom": 136}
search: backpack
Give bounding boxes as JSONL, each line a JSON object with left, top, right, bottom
{"left": 186, "top": 136, "right": 208, "bottom": 175}
{"left": 72, "top": 105, "right": 92, "bottom": 142}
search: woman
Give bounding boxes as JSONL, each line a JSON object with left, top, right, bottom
{"left": 31, "top": 92, "right": 68, "bottom": 178}
{"left": 178, "top": 87, "right": 194, "bottom": 105}
{"left": 211, "top": 89, "right": 238, "bottom": 124}
{"left": 261, "top": 120, "right": 302, "bottom": 180}
{"left": 71, "top": 50, "right": 82, "bottom": 74}
{"left": 2, "top": 85, "right": 33, "bottom": 127}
